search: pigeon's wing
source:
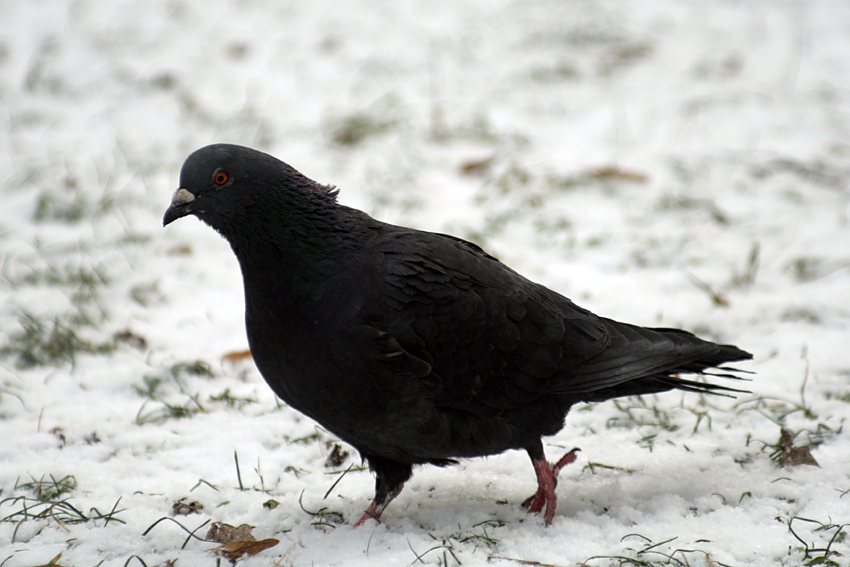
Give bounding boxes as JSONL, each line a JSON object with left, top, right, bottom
{"left": 356, "top": 228, "right": 610, "bottom": 413}
{"left": 357, "top": 227, "right": 747, "bottom": 416}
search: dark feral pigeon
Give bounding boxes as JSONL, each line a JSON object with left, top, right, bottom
{"left": 163, "top": 144, "right": 751, "bottom": 526}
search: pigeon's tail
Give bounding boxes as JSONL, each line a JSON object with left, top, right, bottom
{"left": 572, "top": 321, "right": 753, "bottom": 403}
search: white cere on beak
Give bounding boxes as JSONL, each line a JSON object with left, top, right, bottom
{"left": 170, "top": 188, "right": 196, "bottom": 206}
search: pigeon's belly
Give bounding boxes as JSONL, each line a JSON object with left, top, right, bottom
{"left": 248, "top": 339, "right": 528, "bottom": 461}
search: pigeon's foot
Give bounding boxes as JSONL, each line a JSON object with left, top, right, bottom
{"left": 522, "top": 447, "right": 580, "bottom": 525}
{"left": 353, "top": 500, "right": 384, "bottom": 528}
{"left": 352, "top": 484, "right": 404, "bottom": 528}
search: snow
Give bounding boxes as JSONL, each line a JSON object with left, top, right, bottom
{"left": 1, "top": 0, "right": 849, "bottom": 565}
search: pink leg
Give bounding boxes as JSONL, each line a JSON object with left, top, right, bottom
{"left": 521, "top": 447, "right": 580, "bottom": 525}
{"left": 352, "top": 484, "right": 403, "bottom": 528}
{"left": 353, "top": 500, "right": 384, "bottom": 528}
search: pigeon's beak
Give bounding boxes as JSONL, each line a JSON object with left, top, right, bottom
{"left": 163, "top": 188, "right": 196, "bottom": 226}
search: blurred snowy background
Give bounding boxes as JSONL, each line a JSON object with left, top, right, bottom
{"left": 1, "top": 1, "right": 849, "bottom": 565}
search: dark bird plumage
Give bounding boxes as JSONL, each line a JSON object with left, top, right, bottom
{"left": 163, "top": 144, "right": 752, "bottom": 525}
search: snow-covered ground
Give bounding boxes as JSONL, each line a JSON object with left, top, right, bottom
{"left": 2, "top": 1, "right": 849, "bottom": 565}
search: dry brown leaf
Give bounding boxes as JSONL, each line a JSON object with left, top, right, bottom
{"left": 206, "top": 521, "right": 255, "bottom": 543}
{"left": 587, "top": 166, "right": 649, "bottom": 184}
{"left": 167, "top": 244, "right": 192, "bottom": 256}
{"left": 113, "top": 329, "right": 147, "bottom": 349}
{"left": 210, "top": 539, "right": 279, "bottom": 562}
{"left": 773, "top": 428, "right": 820, "bottom": 468}
{"left": 778, "top": 446, "right": 819, "bottom": 467}
{"left": 459, "top": 154, "right": 496, "bottom": 176}
{"left": 324, "top": 442, "right": 349, "bottom": 468}
{"left": 222, "top": 349, "right": 253, "bottom": 364}
{"left": 172, "top": 498, "right": 203, "bottom": 516}
{"left": 598, "top": 42, "right": 652, "bottom": 74}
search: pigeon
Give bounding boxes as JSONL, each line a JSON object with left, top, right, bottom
{"left": 163, "top": 143, "right": 751, "bottom": 526}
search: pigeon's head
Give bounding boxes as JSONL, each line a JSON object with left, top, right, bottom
{"left": 163, "top": 144, "right": 334, "bottom": 231}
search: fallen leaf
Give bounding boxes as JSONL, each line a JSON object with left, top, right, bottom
{"left": 113, "top": 329, "right": 147, "bottom": 349}
{"left": 587, "top": 166, "right": 648, "bottom": 184}
{"left": 772, "top": 428, "right": 820, "bottom": 467}
{"left": 167, "top": 244, "right": 192, "bottom": 256}
{"left": 459, "top": 154, "right": 496, "bottom": 176}
{"left": 324, "top": 442, "right": 349, "bottom": 468}
{"left": 222, "top": 349, "right": 253, "bottom": 364}
{"left": 206, "top": 521, "right": 256, "bottom": 543}
{"left": 210, "top": 539, "right": 279, "bottom": 562}
{"left": 172, "top": 498, "right": 203, "bottom": 516}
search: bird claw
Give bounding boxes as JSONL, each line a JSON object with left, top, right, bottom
{"left": 553, "top": 447, "right": 581, "bottom": 474}
{"left": 353, "top": 502, "right": 383, "bottom": 528}
{"left": 522, "top": 447, "right": 580, "bottom": 524}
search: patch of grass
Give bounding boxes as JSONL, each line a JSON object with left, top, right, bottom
{"left": 431, "top": 112, "right": 509, "bottom": 143}
{"left": 284, "top": 465, "right": 309, "bottom": 478}
{"left": 141, "top": 516, "right": 212, "bottom": 550}
{"left": 133, "top": 360, "right": 213, "bottom": 399}
{"left": 583, "top": 462, "right": 637, "bottom": 475}
{"left": 529, "top": 23, "right": 632, "bottom": 49}
{"left": 597, "top": 42, "right": 653, "bottom": 75}
{"left": 322, "top": 462, "right": 366, "bottom": 500}
{"left": 781, "top": 307, "right": 821, "bottom": 324}
{"left": 289, "top": 432, "right": 322, "bottom": 445}
{"left": 730, "top": 242, "right": 760, "bottom": 289}
{"left": 529, "top": 60, "right": 580, "bottom": 83}
{"left": 493, "top": 163, "right": 534, "bottom": 196}
{"left": 298, "top": 491, "right": 344, "bottom": 528}
{"left": 407, "top": 537, "right": 462, "bottom": 567}
{"left": 325, "top": 97, "right": 403, "bottom": 146}
{"left": 450, "top": 520, "right": 505, "bottom": 551}
{"left": 15, "top": 474, "right": 77, "bottom": 501}
{"left": 0, "top": 253, "right": 139, "bottom": 368}
{"left": 579, "top": 534, "right": 735, "bottom": 567}
{"left": 751, "top": 158, "right": 849, "bottom": 188}
{"left": 608, "top": 397, "right": 679, "bottom": 432}
{"left": 133, "top": 360, "right": 217, "bottom": 425}
{"left": 785, "top": 256, "right": 848, "bottom": 284}
{"left": 129, "top": 281, "right": 165, "bottom": 307}
{"left": 171, "top": 360, "right": 214, "bottom": 377}
{"left": 656, "top": 194, "right": 729, "bottom": 225}
{"left": 788, "top": 517, "right": 848, "bottom": 567}
{"left": 728, "top": 370, "right": 818, "bottom": 427}
{"left": 713, "top": 358, "right": 842, "bottom": 466}
{"left": 329, "top": 112, "right": 397, "bottom": 146}
{"left": 0, "top": 311, "right": 116, "bottom": 369}
{"left": 135, "top": 396, "right": 205, "bottom": 425}
{"left": 208, "top": 388, "right": 258, "bottom": 409}
{"left": 30, "top": 169, "right": 119, "bottom": 224}
{"left": 7, "top": 261, "right": 109, "bottom": 302}
{"left": 730, "top": 393, "right": 815, "bottom": 426}
{"left": 1, "top": 474, "right": 125, "bottom": 539}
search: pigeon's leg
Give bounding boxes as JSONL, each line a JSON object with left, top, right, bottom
{"left": 353, "top": 484, "right": 404, "bottom": 527}
{"left": 522, "top": 443, "right": 580, "bottom": 525}
{"left": 353, "top": 456, "right": 412, "bottom": 527}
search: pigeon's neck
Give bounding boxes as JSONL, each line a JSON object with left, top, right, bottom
{"left": 226, "top": 201, "right": 368, "bottom": 303}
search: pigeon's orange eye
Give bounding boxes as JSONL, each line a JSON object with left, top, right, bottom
{"left": 213, "top": 170, "right": 230, "bottom": 185}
